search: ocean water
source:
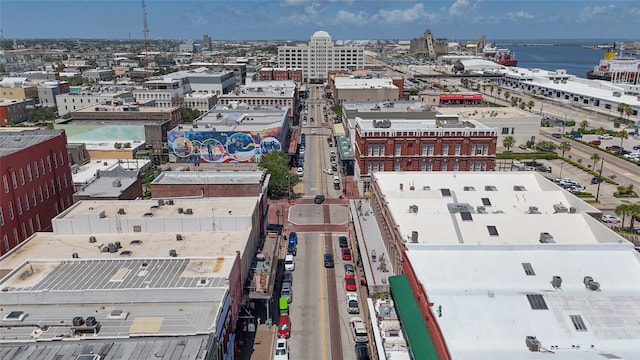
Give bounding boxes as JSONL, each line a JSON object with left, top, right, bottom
{"left": 493, "top": 39, "right": 632, "bottom": 78}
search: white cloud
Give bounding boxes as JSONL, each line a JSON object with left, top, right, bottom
{"left": 281, "top": 0, "right": 307, "bottom": 6}
{"left": 335, "top": 10, "right": 369, "bottom": 26}
{"left": 449, "top": 0, "right": 471, "bottom": 16}
{"left": 192, "top": 16, "right": 208, "bottom": 26}
{"left": 373, "top": 3, "right": 434, "bottom": 24}
{"left": 505, "top": 10, "right": 534, "bottom": 21}
{"left": 631, "top": 7, "right": 640, "bottom": 16}
{"left": 578, "top": 4, "right": 615, "bottom": 21}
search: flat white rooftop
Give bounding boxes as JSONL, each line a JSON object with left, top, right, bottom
{"left": 342, "top": 100, "right": 432, "bottom": 112}
{"left": 406, "top": 245, "right": 640, "bottom": 359}
{"left": 437, "top": 106, "right": 535, "bottom": 120}
{"left": 151, "top": 170, "right": 264, "bottom": 185}
{"left": 72, "top": 159, "right": 151, "bottom": 184}
{"left": 357, "top": 117, "right": 492, "bottom": 131}
{"left": 372, "top": 172, "right": 623, "bottom": 245}
{"left": 334, "top": 77, "right": 397, "bottom": 89}
{"left": 177, "top": 107, "right": 288, "bottom": 132}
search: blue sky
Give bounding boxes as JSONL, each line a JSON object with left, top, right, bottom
{"left": 1, "top": 0, "right": 639, "bottom": 41}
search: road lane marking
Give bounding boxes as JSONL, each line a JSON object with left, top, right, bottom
{"left": 319, "top": 234, "right": 328, "bottom": 360}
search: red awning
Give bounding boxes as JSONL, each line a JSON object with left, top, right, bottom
{"left": 439, "top": 94, "right": 483, "bottom": 100}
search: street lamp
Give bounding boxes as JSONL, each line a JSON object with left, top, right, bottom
{"left": 595, "top": 159, "right": 605, "bottom": 203}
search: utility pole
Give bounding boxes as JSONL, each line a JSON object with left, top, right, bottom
{"left": 595, "top": 159, "right": 605, "bottom": 203}
{"left": 141, "top": 0, "right": 150, "bottom": 56}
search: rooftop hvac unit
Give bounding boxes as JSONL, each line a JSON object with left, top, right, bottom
{"left": 169, "top": 249, "right": 177, "bottom": 257}
{"left": 569, "top": 207, "right": 577, "bottom": 213}
{"left": 583, "top": 276, "right": 593, "bottom": 286}
{"left": 115, "top": 241, "right": 122, "bottom": 249}
{"left": 108, "top": 243, "right": 118, "bottom": 253}
{"left": 112, "top": 179, "right": 122, "bottom": 187}
{"left": 411, "top": 231, "right": 418, "bottom": 243}
{"left": 72, "top": 317, "right": 85, "bottom": 326}
{"left": 539, "top": 232, "right": 555, "bottom": 243}
{"left": 158, "top": 199, "right": 165, "bottom": 206}
{"left": 178, "top": 207, "right": 184, "bottom": 214}
{"left": 167, "top": 199, "right": 174, "bottom": 205}
{"left": 89, "top": 236, "right": 96, "bottom": 243}
{"left": 72, "top": 252, "right": 79, "bottom": 259}
{"left": 101, "top": 246, "right": 109, "bottom": 253}
{"left": 409, "top": 205, "right": 418, "bottom": 214}
{"left": 176, "top": 234, "right": 183, "bottom": 241}
{"left": 118, "top": 208, "right": 126, "bottom": 215}
{"left": 525, "top": 336, "right": 540, "bottom": 352}
{"left": 477, "top": 206, "right": 487, "bottom": 214}
{"left": 553, "top": 203, "right": 568, "bottom": 213}
{"left": 527, "top": 206, "right": 541, "bottom": 214}
{"left": 85, "top": 316, "right": 97, "bottom": 326}
{"left": 551, "top": 276, "right": 562, "bottom": 289}
{"left": 409, "top": 185, "right": 415, "bottom": 191}
{"left": 584, "top": 276, "right": 600, "bottom": 291}
{"left": 185, "top": 208, "right": 193, "bottom": 215}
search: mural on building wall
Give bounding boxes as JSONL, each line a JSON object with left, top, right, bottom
{"left": 168, "top": 128, "right": 283, "bottom": 163}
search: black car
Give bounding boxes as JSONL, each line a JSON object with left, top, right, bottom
{"left": 314, "top": 195, "right": 325, "bottom": 204}
{"left": 339, "top": 236, "right": 349, "bottom": 248}
{"left": 324, "top": 253, "right": 334, "bottom": 268}
{"left": 355, "top": 343, "right": 370, "bottom": 360}
{"left": 287, "top": 242, "right": 297, "bottom": 256}
{"left": 591, "top": 177, "right": 603, "bottom": 184}
{"left": 552, "top": 133, "right": 562, "bottom": 139}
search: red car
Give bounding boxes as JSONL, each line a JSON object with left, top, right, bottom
{"left": 344, "top": 275, "right": 357, "bottom": 291}
{"left": 277, "top": 315, "right": 291, "bottom": 339}
{"left": 589, "top": 140, "right": 601, "bottom": 146}
{"left": 342, "top": 248, "right": 352, "bottom": 261}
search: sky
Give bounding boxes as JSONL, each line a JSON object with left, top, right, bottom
{"left": 1, "top": 0, "right": 639, "bottom": 41}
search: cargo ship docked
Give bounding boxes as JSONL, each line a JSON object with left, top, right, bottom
{"left": 586, "top": 44, "right": 640, "bottom": 84}
{"left": 481, "top": 43, "right": 518, "bottom": 67}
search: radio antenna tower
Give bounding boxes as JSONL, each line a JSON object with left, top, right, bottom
{"left": 141, "top": 0, "right": 150, "bottom": 53}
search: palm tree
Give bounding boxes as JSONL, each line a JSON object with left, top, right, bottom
{"left": 617, "top": 103, "right": 632, "bottom": 120}
{"left": 595, "top": 127, "right": 606, "bottom": 136}
{"left": 628, "top": 203, "right": 640, "bottom": 230}
{"left": 615, "top": 203, "right": 632, "bottom": 228}
{"left": 558, "top": 141, "right": 571, "bottom": 158}
{"left": 504, "top": 91, "right": 510, "bottom": 102}
{"left": 619, "top": 128, "right": 629, "bottom": 148}
{"left": 497, "top": 88, "right": 502, "bottom": 99}
{"left": 489, "top": 85, "right": 495, "bottom": 101}
{"left": 502, "top": 136, "right": 516, "bottom": 151}
{"left": 590, "top": 153, "right": 601, "bottom": 169}
{"left": 526, "top": 100, "right": 535, "bottom": 111}
{"left": 579, "top": 120, "right": 589, "bottom": 132}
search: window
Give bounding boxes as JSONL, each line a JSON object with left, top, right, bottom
{"left": 453, "top": 161, "right": 459, "bottom": 171}
{"left": 441, "top": 160, "right": 447, "bottom": 171}
{"left": 460, "top": 212, "right": 473, "bottom": 221}
{"left": 455, "top": 143, "right": 461, "bottom": 156}
{"left": 28, "top": 218, "right": 34, "bottom": 234}
{"left": 522, "top": 263, "right": 536, "bottom": 276}
{"left": 394, "top": 160, "right": 401, "bottom": 171}
{"left": 38, "top": 186, "right": 43, "bottom": 201}
{"left": 471, "top": 144, "right": 476, "bottom": 156}
{"left": 570, "top": 315, "right": 587, "bottom": 331}
{"left": 0, "top": 207, "right": 4, "bottom": 226}
{"left": 3, "top": 175, "right": 8, "bottom": 193}
{"left": 427, "top": 161, "right": 433, "bottom": 171}
{"left": 526, "top": 294, "right": 548, "bottom": 310}
{"left": 421, "top": 143, "right": 427, "bottom": 156}
{"left": 420, "top": 160, "right": 427, "bottom": 171}
{"left": 484, "top": 144, "right": 489, "bottom": 155}
{"left": 16, "top": 198, "right": 22, "bottom": 215}
{"left": 27, "top": 164, "right": 32, "bottom": 181}
{"left": 24, "top": 193, "right": 29, "bottom": 211}
{"left": 40, "top": 159, "right": 45, "bottom": 174}
{"left": 428, "top": 144, "right": 434, "bottom": 156}
{"left": 19, "top": 168, "right": 25, "bottom": 185}
{"left": 51, "top": 179, "right": 56, "bottom": 194}
{"left": 487, "top": 225, "right": 499, "bottom": 236}
{"left": 2, "top": 234, "right": 8, "bottom": 251}
{"left": 53, "top": 152, "right": 58, "bottom": 168}
{"left": 442, "top": 144, "right": 449, "bottom": 155}
{"left": 395, "top": 143, "right": 402, "bottom": 156}
{"left": 45, "top": 183, "right": 50, "bottom": 198}
{"left": 481, "top": 198, "right": 492, "bottom": 206}
{"left": 11, "top": 172, "right": 17, "bottom": 189}
{"left": 34, "top": 161, "right": 39, "bottom": 177}
{"left": 8, "top": 201, "right": 14, "bottom": 220}
{"left": 36, "top": 214, "right": 41, "bottom": 231}
{"left": 32, "top": 190, "right": 37, "bottom": 207}
{"left": 59, "top": 150, "right": 64, "bottom": 165}
{"left": 501, "top": 127, "right": 509, "bottom": 135}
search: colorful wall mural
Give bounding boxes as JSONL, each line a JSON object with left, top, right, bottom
{"left": 168, "top": 127, "right": 284, "bottom": 163}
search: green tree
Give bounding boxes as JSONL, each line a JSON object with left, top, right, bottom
{"left": 595, "top": 127, "right": 606, "bottom": 136}
{"left": 618, "top": 128, "right": 629, "bottom": 148}
{"left": 504, "top": 91, "right": 510, "bottom": 102}
{"left": 558, "top": 141, "right": 571, "bottom": 158}
{"left": 615, "top": 203, "right": 632, "bottom": 228}
{"left": 29, "top": 108, "right": 57, "bottom": 122}
{"left": 497, "top": 88, "right": 502, "bottom": 99}
{"left": 258, "top": 150, "right": 300, "bottom": 198}
{"left": 536, "top": 140, "right": 557, "bottom": 152}
{"left": 502, "top": 135, "right": 516, "bottom": 151}
{"left": 526, "top": 100, "right": 535, "bottom": 111}
{"left": 618, "top": 103, "right": 633, "bottom": 120}
{"left": 628, "top": 203, "right": 640, "bottom": 230}
{"left": 579, "top": 120, "right": 589, "bottom": 131}
{"left": 180, "top": 107, "right": 202, "bottom": 123}
{"left": 590, "top": 153, "right": 601, "bottom": 169}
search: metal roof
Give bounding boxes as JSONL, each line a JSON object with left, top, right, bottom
{"left": 0, "top": 129, "right": 63, "bottom": 157}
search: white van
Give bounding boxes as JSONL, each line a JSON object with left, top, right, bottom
{"left": 333, "top": 176, "right": 340, "bottom": 184}
{"left": 284, "top": 255, "right": 295, "bottom": 271}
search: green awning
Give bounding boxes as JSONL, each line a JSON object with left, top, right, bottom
{"left": 389, "top": 274, "right": 439, "bottom": 360}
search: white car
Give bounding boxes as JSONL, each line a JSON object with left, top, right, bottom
{"left": 296, "top": 167, "right": 304, "bottom": 177}
{"left": 602, "top": 214, "right": 621, "bottom": 223}
{"left": 322, "top": 168, "right": 333, "bottom": 175}
{"left": 284, "top": 255, "right": 295, "bottom": 271}
{"left": 346, "top": 292, "right": 359, "bottom": 314}
{"left": 274, "top": 338, "right": 289, "bottom": 360}
{"left": 349, "top": 317, "right": 369, "bottom": 343}
{"left": 598, "top": 134, "right": 613, "bottom": 140}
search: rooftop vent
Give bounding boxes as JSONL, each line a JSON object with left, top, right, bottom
{"left": 176, "top": 234, "right": 183, "bottom": 241}
{"left": 539, "top": 232, "right": 555, "bottom": 243}
{"left": 551, "top": 276, "right": 562, "bottom": 289}
{"left": 89, "top": 236, "right": 96, "bottom": 243}
{"left": 525, "top": 336, "right": 540, "bottom": 352}
{"left": 169, "top": 249, "right": 177, "bottom": 257}
{"left": 112, "top": 180, "right": 122, "bottom": 187}
{"left": 118, "top": 208, "right": 126, "bottom": 215}
{"left": 569, "top": 207, "right": 577, "bottom": 213}
{"left": 477, "top": 206, "right": 487, "bottom": 214}
{"left": 72, "top": 317, "right": 84, "bottom": 326}
{"left": 422, "top": 186, "right": 431, "bottom": 191}
{"left": 410, "top": 231, "right": 418, "bottom": 243}
{"left": 158, "top": 199, "right": 165, "bottom": 206}
{"left": 553, "top": 203, "right": 568, "bottom": 213}
{"left": 408, "top": 205, "right": 419, "bottom": 214}
{"left": 178, "top": 207, "right": 184, "bottom": 214}
{"left": 185, "top": 208, "right": 193, "bottom": 215}
{"left": 167, "top": 199, "right": 174, "bottom": 205}
{"left": 584, "top": 276, "right": 600, "bottom": 291}
{"left": 72, "top": 252, "right": 79, "bottom": 258}
{"left": 527, "top": 206, "right": 541, "bottom": 214}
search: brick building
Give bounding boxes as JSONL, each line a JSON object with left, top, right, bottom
{"left": 258, "top": 68, "right": 303, "bottom": 83}
{"left": 353, "top": 116, "right": 497, "bottom": 193}
{"left": 0, "top": 129, "right": 73, "bottom": 255}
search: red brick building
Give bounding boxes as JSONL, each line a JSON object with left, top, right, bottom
{"left": 0, "top": 129, "right": 74, "bottom": 255}
{"left": 258, "top": 68, "right": 303, "bottom": 83}
{"left": 353, "top": 116, "right": 497, "bottom": 193}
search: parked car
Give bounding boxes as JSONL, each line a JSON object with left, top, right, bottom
{"left": 355, "top": 343, "right": 370, "bottom": 360}
{"left": 346, "top": 292, "right": 360, "bottom": 314}
{"left": 281, "top": 282, "right": 293, "bottom": 303}
{"left": 344, "top": 275, "right": 357, "bottom": 291}
{"left": 598, "top": 134, "right": 613, "bottom": 140}
{"left": 342, "top": 248, "right": 352, "bottom": 261}
{"left": 589, "top": 140, "right": 601, "bottom": 146}
{"left": 570, "top": 133, "right": 583, "bottom": 139}
{"left": 349, "top": 317, "right": 369, "bottom": 343}
{"left": 525, "top": 160, "right": 543, "bottom": 167}
{"left": 296, "top": 167, "right": 304, "bottom": 176}
{"left": 324, "top": 253, "right": 334, "bottom": 268}
{"left": 591, "top": 177, "right": 603, "bottom": 184}
{"left": 284, "top": 255, "right": 295, "bottom": 271}
{"left": 282, "top": 271, "right": 293, "bottom": 287}
{"left": 634, "top": 145, "right": 640, "bottom": 150}
{"left": 333, "top": 183, "right": 341, "bottom": 190}
{"left": 322, "top": 168, "right": 333, "bottom": 175}
{"left": 536, "top": 165, "right": 552, "bottom": 173}
{"left": 274, "top": 339, "right": 289, "bottom": 360}
{"left": 287, "top": 242, "right": 297, "bottom": 256}
{"left": 310, "top": 128, "right": 316, "bottom": 134}
{"left": 344, "top": 263, "right": 355, "bottom": 276}
{"left": 552, "top": 133, "right": 562, "bottom": 139}
{"left": 339, "top": 236, "right": 349, "bottom": 248}
{"left": 518, "top": 144, "right": 527, "bottom": 150}
{"left": 602, "top": 214, "right": 621, "bottom": 223}
{"left": 277, "top": 315, "right": 291, "bottom": 339}
{"left": 288, "top": 232, "right": 298, "bottom": 245}
{"left": 333, "top": 176, "right": 340, "bottom": 184}
{"left": 314, "top": 195, "right": 325, "bottom": 204}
